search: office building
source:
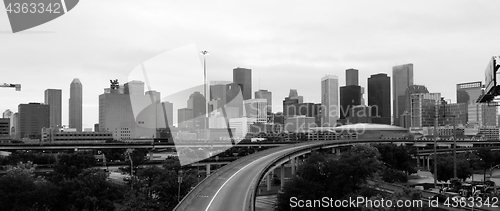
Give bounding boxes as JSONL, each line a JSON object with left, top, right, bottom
{"left": 69, "top": 78, "right": 83, "bottom": 132}
{"left": 187, "top": 91, "right": 207, "bottom": 129}
{"left": 438, "top": 102, "right": 468, "bottom": 126}
{"left": 0, "top": 118, "right": 9, "bottom": 138}
{"left": 17, "top": 103, "right": 50, "bottom": 139}
{"left": 348, "top": 105, "right": 373, "bottom": 124}
{"left": 255, "top": 89, "right": 272, "bottom": 113}
{"left": 468, "top": 103, "right": 498, "bottom": 127}
{"left": 283, "top": 89, "right": 304, "bottom": 117}
{"left": 368, "top": 73, "right": 391, "bottom": 125}
{"left": 392, "top": 64, "right": 414, "bottom": 126}
{"left": 162, "top": 101, "right": 173, "bottom": 128}
{"left": 457, "top": 81, "right": 482, "bottom": 104}
{"left": 233, "top": 67, "right": 252, "bottom": 100}
{"left": 244, "top": 99, "right": 268, "bottom": 123}
{"left": 2, "top": 109, "right": 13, "bottom": 119}
{"left": 178, "top": 108, "right": 194, "bottom": 129}
{"left": 346, "top": 68, "right": 359, "bottom": 86}
{"left": 284, "top": 116, "right": 316, "bottom": 132}
{"left": 44, "top": 89, "right": 62, "bottom": 128}
{"left": 321, "top": 75, "right": 339, "bottom": 127}
{"left": 10, "top": 113, "right": 18, "bottom": 138}
{"left": 99, "top": 81, "right": 158, "bottom": 140}
{"left": 410, "top": 93, "right": 441, "bottom": 128}
{"left": 124, "top": 80, "right": 145, "bottom": 95}
{"left": 229, "top": 117, "right": 257, "bottom": 139}
{"left": 340, "top": 85, "right": 362, "bottom": 119}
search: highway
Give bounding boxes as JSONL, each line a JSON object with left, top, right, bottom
{"left": 175, "top": 139, "right": 500, "bottom": 211}
{"left": 175, "top": 142, "right": 324, "bottom": 211}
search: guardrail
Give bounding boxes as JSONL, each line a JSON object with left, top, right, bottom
{"left": 172, "top": 143, "right": 306, "bottom": 211}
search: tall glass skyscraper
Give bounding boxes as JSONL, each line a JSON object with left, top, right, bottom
{"left": 44, "top": 89, "right": 62, "bottom": 128}
{"left": 368, "top": 73, "right": 391, "bottom": 125}
{"left": 69, "top": 78, "right": 83, "bottom": 132}
{"left": 392, "top": 64, "right": 414, "bottom": 126}
{"left": 321, "top": 75, "right": 339, "bottom": 127}
{"left": 233, "top": 67, "right": 252, "bottom": 100}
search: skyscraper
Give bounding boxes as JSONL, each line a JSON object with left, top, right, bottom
{"left": 283, "top": 89, "right": 304, "bottom": 117}
{"left": 368, "top": 74, "right": 391, "bottom": 125}
{"left": 162, "top": 101, "right": 173, "bottom": 128}
{"left": 187, "top": 91, "right": 207, "bottom": 129}
{"left": 233, "top": 67, "right": 252, "bottom": 100}
{"left": 346, "top": 68, "right": 359, "bottom": 86}
{"left": 44, "top": 89, "right": 62, "bottom": 128}
{"left": 340, "top": 69, "right": 362, "bottom": 120}
{"left": 244, "top": 99, "right": 267, "bottom": 123}
{"left": 124, "top": 80, "right": 145, "bottom": 95}
{"left": 69, "top": 78, "right": 83, "bottom": 132}
{"left": 410, "top": 93, "right": 441, "bottom": 128}
{"left": 321, "top": 75, "right": 339, "bottom": 127}
{"left": 255, "top": 89, "right": 272, "bottom": 113}
{"left": 457, "top": 81, "right": 482, "bottom": 104}
{"left": 392, "top": 64, "right": 414, "bottom": 126}
{"left": 2, "top": 109, "right": 13, "bottom": 119}
{"left": 18, "top": 103, "right": 50, "bottom": 139}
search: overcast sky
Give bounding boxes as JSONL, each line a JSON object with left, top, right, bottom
{"left": 1, "top": 0, "right": 499, "bottom": 129}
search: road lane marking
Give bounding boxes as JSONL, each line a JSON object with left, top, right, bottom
{"left": 204, "top": 144, "right": 315, "bottom": 211}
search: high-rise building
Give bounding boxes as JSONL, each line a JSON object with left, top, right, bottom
{"left": 0, "top": 118, "right": 9, "bottom": 138}
{"left": 410, "top": 93, "right": 441, "bottom": 128}
{"left": 69, "top": 78, "right": 83, "bottom": 132}
{"left": 162, "top": 101, "right": 173, "bottom": 128}
{"left": 457, "top": 81, "right": 482, "bottom": 104}
{"left": 44, "top": 89, "right": 62, "bottom": 128}
{"left": 178, "top": 108, "right": 194, "bottom": 129}
{"left": 99, "top": 80, "right": 158, "bottom": 140}
{"left": 340, "top": 86, "right": 362, "bottom": 120}
{"left": 392, "top": 64, "right": 414, "bottom": 126}
{"left": 243, "top": 99, "right": 267, "bottom": 123}
{"left": 283, "top": 89, "right": 304, "bottom": 117}
{"left": 10, "top": 113, "right": 18, "bottom": 138}
{"left": 321, "top": 75, "right": 339, "bottom": 127}
{"left": 2, "top": 109, "right": 13, "bottom": 118}
{"left": 145, "top": 90, "right": 161, "bottom": 102}
{"left": 468, "top": 103, "right": 498, "bottom": 127}
{"left": 233, "top": 67, "right": 252, "bottom": 100}
{"left": 438, "top": 102, "right": 468, "bottom": 127}
{"left": 17, "top": 103, "right": 50, "bottom": 139}
{"left": 255, "top": 89, "right": 272, "bottom": 113}
{"left": 403, "top": 85, "right": 429, "bottom": 126}
{"left": 124, "top": 80, "right": 145, "bottom": 95}
{"left": 346, "top": 68, "right": 359, "bottom": 86}
{"left": 368, "top": 74, "right": 391, "bottom": 125}
{"left": 187, "top": 91, "right": 207, "bottom": 129}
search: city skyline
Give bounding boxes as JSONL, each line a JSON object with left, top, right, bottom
{"left": 1, "top": 0, "right": 499, "bottom": 127}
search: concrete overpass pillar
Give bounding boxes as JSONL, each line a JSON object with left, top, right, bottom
{"left": 280, "top": 164, "right": 285, "bottom": 189}
{"left": 336, "top": 148, "right": 341, "bottom": 156}
{"left": 267, "top": 171, "right": 272, "bottom": 191}
{"left": 206, "top": 164, "right": 211, "bottom": 176}
{"left": 291, "top": 157, "right": 296, "bottom": 175}
{"left": 427, "top": 156, "right": 430, "bottom": 171}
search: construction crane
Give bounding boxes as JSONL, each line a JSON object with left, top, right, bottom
{"left": 0, "top": 83, "right": 21, "bottom": 91}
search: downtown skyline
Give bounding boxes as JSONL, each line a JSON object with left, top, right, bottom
{"left": 1, "top": 0, "right": 499, "bottom": 128}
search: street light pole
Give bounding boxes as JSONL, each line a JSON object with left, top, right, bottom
{"left": 178, "top": 170, "right": 184, "bottom": 202}
{"left": 434, "top": 103, "right": 438, "bottom": 188}
{"left": 442, "top": 98, "right": 457, "bottom": 179}
{"left": 201, "top": 51, "right": 209, "bottom": 130}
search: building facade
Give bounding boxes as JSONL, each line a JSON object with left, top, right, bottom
{"left": 368, "top": 73, "right": 391, "bottom": 125}
{"left": 392, "top": 64, "right": 414, "bottom": 126}
{"left": 44, "top": 89, "right": 62, "bottom": 128}
{"left": 233, "top": 67, "right": 252, "bottom": 100}
{"left": 17, "top": 103, "right": 50, "bottom": 140}
{"left": 69, "top": 78, "right": 83, "bottom": 132}
{"left": 410, "top": 93, "right": 441, "bottom": 128}
{"left": 255, "top": 89, "right": 272, "bottom": 113}
{"left": 321, "top": 75, "right": 339, "bottom": 127}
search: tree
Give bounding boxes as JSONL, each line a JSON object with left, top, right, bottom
{"left": 430, "top": 154, "right": 472, "bottom": 182}
{"left": 53, "top": 152, "right": 96, "bottom": 179}
{"left": 374, "top": 144, "right": 416, "bottom": 174}
{"left": 277, "top": 145, "right": 383, "bottom": 210}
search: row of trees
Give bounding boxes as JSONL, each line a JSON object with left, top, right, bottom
{"left": 276, "top": 144, "right": 438, "bottom": 211}
{"left": 0, "top": 151, "right": 197, "bottom": 211}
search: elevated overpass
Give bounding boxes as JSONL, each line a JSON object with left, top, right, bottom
{"left": 173, "top": 139, "right": 433, "bottom": 211}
